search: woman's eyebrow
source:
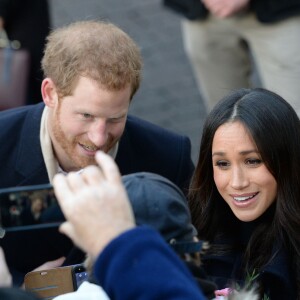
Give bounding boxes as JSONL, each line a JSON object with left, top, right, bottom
{"left": 212, "top": 149, "right": 259, "bottom": 157}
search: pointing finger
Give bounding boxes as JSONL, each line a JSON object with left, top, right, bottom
{"left": 95, "top": 151, "right": 122, "bottom": 184}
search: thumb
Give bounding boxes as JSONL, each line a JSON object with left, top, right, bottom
{"left": 59, "top": 221, "right": 77, "bottom": 242}
{"left": 59, "top": 221, "right": 72, "bottom": 236}
{"left": 32, "top": 256, "right": 66, "bottom": 272}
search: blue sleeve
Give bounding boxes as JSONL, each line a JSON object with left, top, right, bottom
{"left": 93, "top": 226, "right": 206, "bottom": 300}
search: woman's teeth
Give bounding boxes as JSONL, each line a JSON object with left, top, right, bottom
{"left": 234, "top": 193, "right": 257, "bottom": 202}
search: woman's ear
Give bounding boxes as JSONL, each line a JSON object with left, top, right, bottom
{"left": 41, "top": 78, "right": 59, "bottom": 108}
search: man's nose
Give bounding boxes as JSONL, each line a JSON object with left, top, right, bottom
{"left": 87, "top": 120, "right": 108, "bottom": 148}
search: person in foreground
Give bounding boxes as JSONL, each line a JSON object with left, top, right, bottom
{"left": 0, "top": 20, "right": 193, "bottom": 194}
{"left": 52, "top": 172, "right": 217, "bottom": 300}
{"left": 189, "top": 88, "right": 300, "bottom": 299}
{"left": 52, "top": 151, "right": 206, "bottom": 300}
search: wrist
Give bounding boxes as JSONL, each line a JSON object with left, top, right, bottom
{"left": 89, "top": 224, "right": 136, "bottom": 259}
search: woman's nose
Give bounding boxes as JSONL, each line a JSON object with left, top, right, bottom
{"left": 230, "top": 166, "right": 249, "bottom": 190}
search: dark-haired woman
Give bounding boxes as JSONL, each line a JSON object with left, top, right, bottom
{"left": 189, "top": 88, "right": 300, "bottom": 299}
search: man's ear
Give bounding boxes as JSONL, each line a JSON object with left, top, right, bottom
{"left": 41, "top": 78, "right": 59, "bottom": 108}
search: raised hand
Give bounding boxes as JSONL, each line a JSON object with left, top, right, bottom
{"left": 53, "top": 151, "right": 135, "bottom": 260}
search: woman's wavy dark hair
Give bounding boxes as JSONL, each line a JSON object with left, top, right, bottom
{"left": 189, "top": 88, "right": 300, "bottom": 298}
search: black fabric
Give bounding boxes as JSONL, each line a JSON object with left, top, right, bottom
{"left": 116, "top": 115, "right": 194, "bottom": 194}
{"left": 201, "top": 206, "right": 297, "bottom": 299}
{"left": 186, "top": 262, "right": 217, "bottom": 299}
{"left": 162, "top": 0, "right": 208, "bottom": 20}
{"left": 62, "top": 246, "right": 86, "bottom": 267}
{"left": 162, "top": 0, "right": 300, "bottom": 23}
{"left": 0, "top": 287, "right": 39, "bottom": 300}
{"left": 0, "top": 103, "right": 49, "bottom": 187}
{"left": 1, "top": 224, "right": 73, "bottom": 276}
{"left": 251, "top": 0, "right": 300, "bottom": 23}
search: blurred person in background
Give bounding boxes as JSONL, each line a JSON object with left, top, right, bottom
{"left": 0, "top": 0, "right": 50, "bottom": 105}
{"left": 180, "top": 0, "right": 300, "bottom": 115}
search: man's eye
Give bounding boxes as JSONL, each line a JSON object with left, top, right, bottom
{"left": 82, "top": 113, "right": 92, "bottom": 119}
{"left": 108, "top": 117, "right": 124, "bottom": 123}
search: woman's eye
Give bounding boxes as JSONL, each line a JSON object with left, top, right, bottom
{"left": 215, "top": 161, "right": 230, "bottom": 169}
{"left": 246, "top": 158, "right": 262, "bottom": 166}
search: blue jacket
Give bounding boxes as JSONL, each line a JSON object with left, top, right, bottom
{"left": 0, "top": 103, "right": 194, "bottom": 192}
{"left": 94, "top": 226, "right": 206, "bottom": 300}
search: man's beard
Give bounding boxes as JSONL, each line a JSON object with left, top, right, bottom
{"left": 52, "top": 116, "right": 97, "bottom": 170}
{"left": 51, "top": 105, "right": 120, "bottom": 171}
